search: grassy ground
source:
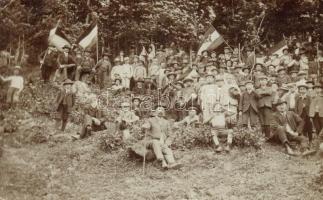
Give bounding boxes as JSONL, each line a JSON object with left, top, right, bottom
{"left": 0, "top": 123, "right": 322, "bottom": 200}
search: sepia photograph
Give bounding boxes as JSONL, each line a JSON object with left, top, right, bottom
{"left": 0, "top": 0, "right": 322, "bottom": 199}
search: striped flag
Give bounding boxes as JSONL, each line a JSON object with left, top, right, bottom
{"left": 48, "top": 22, "right": 71, "bottom": 51}
{"left": 268, "top": 40, "right": 288, "bottom": 57}
{"left": 139, "top": 46, "right": 148, "bottom": 62}
{"left": 197, "top": 25, "right": 224, "bottom": 55}
{"left": 76, "top": 23, "right": 98, "bottom": 50}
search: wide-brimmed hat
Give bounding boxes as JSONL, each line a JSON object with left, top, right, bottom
{"left": 313, "top": 83, "right": 323, "bottom": 89}
{"left": 62, "top": 45, "right": 71, "bottom": 50}
{"left": 298, "top": 71, "right": 307, "bottom": 76}
{"left": 258, "top": 75, "right": 268, "bottom": 80}
{"left": 114, "top": 77, "right": 122, "bottom": 82}
{"left": 183, "top": 78, "right": 194, "bottom": 83}
{"left": 136, "top": 78, "right": 145, "bottom": 83}
{"left": 166, "top": 72, "right": 177, "bottom": 78}
{"left": 245, "top": 80, "right": 253, "bottom": 85}
{"left": 13, "top": 65, "right": 21, "bottom": 70}
{"left": 274, "top": 99, "right": 287, "bottom": 107}
{"left": 297, "top": 83, "right": 308, "bottom": 89}
{"left": 63, "top": 79, "right": 74, "bottom": 85}
{"left": 277, "top": 67, "right": 286, "bottom": 73}
{"left": 132, "top": 96, "right": 141, "bottom": 102}
{"left": 278, "top": 86, "right": 289, "bottom": 91}
{"left": 175, "top": 81, "right": 184, "bottom": 88}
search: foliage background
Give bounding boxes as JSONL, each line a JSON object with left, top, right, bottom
{"left": 0, "top": 0, "right": 322, "bottom": 63}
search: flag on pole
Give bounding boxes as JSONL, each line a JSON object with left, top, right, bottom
{"left": 139, "top": 46, "right": 148, "bottom": 62}
{"left": 268, "top": 40, "right": 288, "bottom": 57}
{"left": 48, "top": 22, "right": 71, "bottom": 51}
{"left": 197, "top": 25, "right": 224, "bottom": 55}
{"left": 76, "top": 22, "right": 98, "bottom": 50}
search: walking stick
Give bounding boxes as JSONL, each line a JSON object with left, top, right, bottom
{"left": 142, "top": 127, "right": 148, "bottom": 176}
{"left": 39, "top": 48, "right": 49, "bottom": 69}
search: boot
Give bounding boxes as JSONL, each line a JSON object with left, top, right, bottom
{"left": 61, "top": 120, "right": 67, "bottom": 132}
{"left": 215, "top": 145, "right": 223, "bottom": 153}
{"left": 225, "top": 144, "right": 231, "bottom": 152}
{"left": 285, "top": 144, "right": 295, "bottom": 156}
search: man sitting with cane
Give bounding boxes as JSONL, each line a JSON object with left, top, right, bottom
{"left": 142, "top": 105, "right": 182, "bottom": 169}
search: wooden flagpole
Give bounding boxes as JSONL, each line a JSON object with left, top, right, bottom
{"left": 317, "top": 42, "right": 321, "bottom": 82}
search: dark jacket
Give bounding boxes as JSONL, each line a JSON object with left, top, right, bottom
{"left": 39, "top": 50, "right": 58, "bottom": 69}
{"left": 295, "top": 94, "right": 311, "bottom": 116}
{"left": 239, "top": 90, "right": 259, "bottom": 113}
{"left": 55, "top": 89, "right": 75, "bottom": 113}
{"left": 255, "top": 87, "right": 273, "bottom": 108}
{"left": 271, "top": 111, "right": 304, "bottom": 134}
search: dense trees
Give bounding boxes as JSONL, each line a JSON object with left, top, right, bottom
{"left": 0, "top": 0, "right": 321, "bottom": 63}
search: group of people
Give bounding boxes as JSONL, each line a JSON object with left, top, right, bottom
{"left": 1, "top": 34, "right": 323, "bottom": 168}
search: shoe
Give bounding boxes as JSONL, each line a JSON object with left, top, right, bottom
{"left": 167, "top": 163, "right": 183, "bottom": 170}
{"left": 286, "top": 145, "right": 295, "bottom": 156}
{"left": 225, "top": 145, "right": 231, "bottom": 152}
{"left": 162, "top": 160, "right": 168, "bottom": 169}
{"left": 215, "top": 145, "right": 223, "bottom": 153}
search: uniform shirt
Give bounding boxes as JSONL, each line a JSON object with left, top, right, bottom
{"left": 3, "top": 75, "right": 24, "bottom": 91}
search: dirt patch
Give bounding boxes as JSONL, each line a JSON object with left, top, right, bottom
{"left": 0, "top": 130, "right": 322, "bottom": 200}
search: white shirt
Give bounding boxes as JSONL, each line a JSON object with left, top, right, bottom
{"left": 3, "top": 75, "right": 24, "bottom": 91}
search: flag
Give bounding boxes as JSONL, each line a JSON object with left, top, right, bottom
{"left": 268, "top": 40, "right": 288, "bottom": 57}
{"left": 197, "top": 25, "right": 224, "bottom": 55}
{"left": 48, "top": 23, "right": 71, "bottom": 51}
{"left": 139, "top": 46, "right": 148, "bottom": 62}
{"left": 76, "top": 23, "right": 98, "bottom": 50}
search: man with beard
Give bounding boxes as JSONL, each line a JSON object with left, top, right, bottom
{"left": 271, "top": 99, "right": 308, "bottom": 155}
{"left": 142, "top": 105, "right": 182, "bottom": 169}
{"left": 39, "top": 44, "right": 58, "bottom": 83}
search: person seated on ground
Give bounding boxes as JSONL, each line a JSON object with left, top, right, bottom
{"left": 270, "top": 99, "right": 308, "bottom": 155}
{"left": 144, "top": 77, "right": 157, "bottom": 94}
{"left": 78, "top": 96, "right": 106, "bottom": 139}
{"left": 142, "top": 105, "right": 182, "bottom": 169}
{"left": 174, "top": 106, "right": 200, "bottom": 127}
{"left": 110, "top": 78, "right": 124, "bottom": 94}
{"left": 131, "top": 96, "right": 143, "bottom": 118}
{"left": 0, "top": 65, "right": 24, "bottom": 109}
{"left": 116, "top": 102, "right": 139, "bottom": 141}
{"left": 72, "top": 70, "right": 92, "bottom": 101}
{"left": 133, "top": 79, "right": 146, "bottom": 95}
{"left": 206, "top": 103, "right": 233, "bottom": 153}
